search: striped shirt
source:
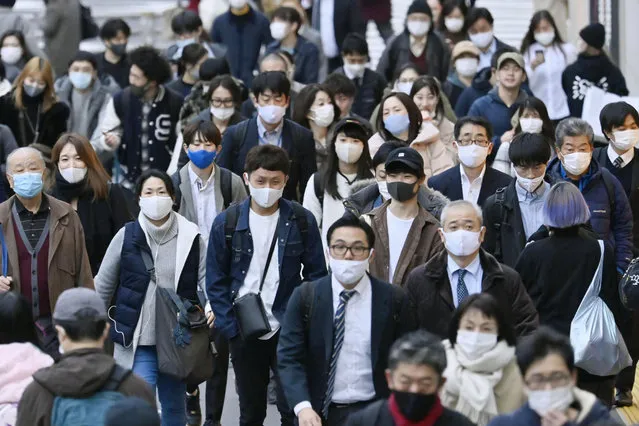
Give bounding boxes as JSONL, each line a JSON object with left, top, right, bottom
{"left": 15, "top": 197, "right": 50, "bottom": 248}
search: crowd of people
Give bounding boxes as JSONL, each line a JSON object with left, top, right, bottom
{"left": 0, "top": 0, "right": 637, "bottom": 425}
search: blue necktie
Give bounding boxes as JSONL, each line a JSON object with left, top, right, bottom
{"left": 457, "top": 269, "right": 469, "bottom": 306}
{"left": 322, "top": 289, "right": 356, "bottom": 418}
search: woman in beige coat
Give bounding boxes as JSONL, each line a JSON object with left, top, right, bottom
{"left": 441, "top": 293, "right": 526, "bottom": 426}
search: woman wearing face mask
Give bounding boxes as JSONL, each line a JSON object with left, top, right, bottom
{"left": 95, "top": 169, "right": 213, "bottom": 426}
{"left": 521, "top": 10, "right": 576, "bottom": 123}
{"left": 49, "top": 133, "right": 137, "bottom": 275}
{"left": 0, "top": 57, "right": 69, "bottom": 150}
{"left": 166, "top": 43, "right": 209, "bottom": 99}
{"left": 303, "top": 118, "right": 373, "bottom": 253}
{"left": 293, "top": 84, "right": 341, "bottom": 169}
{"left": 514, "top": 182, "right": 623, "bottom": 408}
{"left": 370, "top": 92, "right": 455, "bottom": 179}
{"left": 488, "top": 327, "right": 619, "bottom": 426}
{"left": 437, "top": 0, "right": 468, "bottom": 49}
{"left": 444, "top": 41, "right": 481, "bottom": 110}
{"left": 442, "top": 293, "right": 525, "bottom": 426}
{"left": 0, "top": 30, "right": 33, "bottom": 83}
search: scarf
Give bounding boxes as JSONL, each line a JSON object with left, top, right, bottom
{"left": 53, "top": 169, "right": 88, "bottom": 200}
{"left": 388, "top": 394, "right": 443, "bottom": 426}
{"left": 442, "top": 339, "right": 515, "bottom": 426}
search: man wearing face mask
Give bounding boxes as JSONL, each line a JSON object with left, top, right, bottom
{"left": 208, "top": 145, "right": 327, "bottom": 426}
{"left": 97, "top": 19, "right": 132, "bottom": 89}
{"left": 483, "top": 133, "right": 551, "bottom": 267}
{"left": 278, "top": 213, "right": 415, "bottom": 426}
{"left": 218, "top": 71, "right": 317, "bottom": 201}
{"left": 365, "top": 147, "right": 444, "bottom": 287}
{"left": 466, "top": 7, "right": 515, "bottom": 70}
{"left": 404, "top": 200, "right": 538, "bottom": 339}
{"left": 428, "top": 117, "right": 512, "bottom": 207}
{"left": 488, "top": 327, "right": 618, "bottom": 426}
{"left": 344, "top": 330, "right": 474, "bottom": 426}
{"left": 0, "top": 147, "right": 93, "bottom": 358}
{"left": 546, "top": 117, "right": 633, "bottom": 273}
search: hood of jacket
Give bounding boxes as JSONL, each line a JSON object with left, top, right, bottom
{"left": 446, "top": 72, "right": 466, "bottom": 89}
{"left": 472, "top": 67, "right": 494, "bottom": 91}
{"left": 54, "top": 75, "right": 110, "bottom": 103}
{"left": 486, "top": 86, "right": 529, "bottom": 107}
{"left": 572, "top": 53, "right": 617, "bottom": 82}
{"left": 0, "top": 343, "right": 53, "bottom": 404}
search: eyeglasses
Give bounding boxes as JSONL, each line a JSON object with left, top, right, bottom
{"left": 457, "top": 137, "right": 490, "bottom": 147}
{"left": 211, "top": 98, "right": 234, "bottom": 108}
{"left": 329, "top": 244, "right": 370, "bottom": 258}
{"left": 524, "top": 372, "right": 572, "bottom": 390}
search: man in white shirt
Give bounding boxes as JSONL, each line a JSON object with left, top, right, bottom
{"left": 278, "top": 213, "right": 415, "bottom": 426}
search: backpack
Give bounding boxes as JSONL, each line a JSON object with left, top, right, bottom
{"left": 172, "top": 166, "right": 234, "bottom": 212}
{"left": 51, "top": 365, "right": 130, "bottom": 426}
{"left": 313, "top": 172, "right": 324, "bottom": 207}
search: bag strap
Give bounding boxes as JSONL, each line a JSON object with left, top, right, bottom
{"left": 0, "top": 223, "right": 7, "bottom": 276}
{"left": 101, "top": 364, "right": 131, "bottom": 392}
{"left": 493, "top": 187, "right": 507, "bottom": 261}
{"left": 289, "top": 201, "right": 309, "bottom": 246}
{"left": 224, "top": 203, "right": 241, "bottom": 248}
{"left": 300, "top": 281, "right": 315, "bottom": 332}
{"left": 219, "top": 167, "right": 233, "bottom": 209}
{"left": 259, "top": 231, "right": 278, "bottom": 293}
{"left": 313, "top": 172, "right": 324, "bottom": 208}
{"left": 139, "top": 249, "right": 156, "bottom": 283}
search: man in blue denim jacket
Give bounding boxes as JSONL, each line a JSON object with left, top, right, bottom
{"left": 207, "top": 144, "right": 327, "bottom": 426}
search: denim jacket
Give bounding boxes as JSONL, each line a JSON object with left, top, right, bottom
{"left": 207, "top": 198, "right": 327, "bottom": 339}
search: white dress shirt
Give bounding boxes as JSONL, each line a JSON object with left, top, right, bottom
{"left": 318, "top": 0, "right": 339, "bottom": 58}
{"left": 447, "top": 254, "right": 483, "bottom": 307}
{"left": 460, "top": 164, "right": 486, "bottom": 205}
{"left": 478, "top": 38, "right": 497, "bottom": 70}
{"left": 187, "top": 165, "right": 216, "bottom": 241}
{"left": 607, "top": 144, "right": 635, "bottom": 169}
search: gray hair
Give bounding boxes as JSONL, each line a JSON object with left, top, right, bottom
{"left": 440, "top": 200, "right": 483, "bottom": 227}
{"left": 555, "top": 118, "right": 594, "bottom": 148}
{"left": 388, "top": 330, "right": 447, "bottom": 376}
{"left": 6, "top": 147, "right": 46, "bottom": 172}
{"left": 543, "top": 181, "right": 591, "bottom": 228}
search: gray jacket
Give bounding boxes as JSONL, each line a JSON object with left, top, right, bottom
{"left": 43, "top": 0, "right": 81, "bottom": 77}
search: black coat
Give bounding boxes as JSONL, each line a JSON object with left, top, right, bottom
{"left": 277, "top": 275, "right": 416, "bottom": 415}
{"left": 330, "top": 0, "right": 367, "bottom": 52}
{"left": 334, "top": 67, "right": 387, "bottom": 121}
{"left": 344, "top": 399, "right": 475, "bottom": 426}
{"left": 427, "top": 165, "right": 513, "bottom": 207}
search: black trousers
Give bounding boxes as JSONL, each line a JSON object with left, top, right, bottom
{"left": 579, "top": 377, "right": 615, "bottom": 409}
{"left": 230, "top": 332, "right": 294, "bottom": 426}
{"left": 324, "top": 401, "right": 375, "bottom": 426}
{"left": 615, "top": 311, "right": 639, "bottom": 392}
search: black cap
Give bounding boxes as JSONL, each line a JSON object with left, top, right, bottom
{"left": 385, "top": 147, "right": 424, "bottom": 177}
{"left": 332, "top": 117, "right": 371, "bottom": 140}
{"left": 407, "top": 0, "right": 432, "bottom": 17}
{"left": 579, "top": 23, "right": 605, "bottom": 50}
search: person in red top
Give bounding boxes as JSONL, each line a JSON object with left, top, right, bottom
{"left": 345, "top": 330, "right": 474, "bottom": 426}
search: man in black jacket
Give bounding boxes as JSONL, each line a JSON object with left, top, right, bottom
{"left": 278, "top": 214, "right": 415, "bottom": 426}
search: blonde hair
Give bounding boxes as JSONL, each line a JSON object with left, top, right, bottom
{"left": 13, "top": 57, "right": 57, "bottom": 112}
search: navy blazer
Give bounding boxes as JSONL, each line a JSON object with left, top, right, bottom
{"left": 277, "top": 275, "right": 416, "bottom": 414}
{"left": 216, "top": 118, "right": 317, "bottom": 201}
{"left": 427, "top": 165, "right": 513, "bottom": 207}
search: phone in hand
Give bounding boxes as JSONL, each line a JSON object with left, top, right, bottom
{"left": 535, "top": 49, "right": 545, "bottom": 63}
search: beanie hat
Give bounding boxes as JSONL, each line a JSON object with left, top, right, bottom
{"left": 579, "top": 23, "right": 605, "bottom": 50}
{"left": 407, "top": 0, "right": 432, "bottom": 18}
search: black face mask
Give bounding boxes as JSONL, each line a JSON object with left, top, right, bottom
{"left": 393, "top": 390, "right": 436, "bottom": 422}
{"left": 387, "top": 181, "right": 417, "bottom": 202}
{"left": 110, "top": 42, "right": 127, "bottom": 57}
{"left": 130, "top": 82, "right": 149, "bottom": 98}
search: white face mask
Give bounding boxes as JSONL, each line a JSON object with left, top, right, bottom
{"left": 229, "top": 0, "right": 248, "bottom": 8}
{"left": 455, "top": 58, "right": 479, "bottom": 78}
{"left": 526, "top": 385, "right": 574, "bottom": 417}
{"left": 329, "top": 254, "right": 371, "bottom": 286}
{"left": 515, "top": 169, "right": 545, "bottom": 193}
{"left": 443, "top": 229, "right": 482, "bottom": 257}
{"left": 407, "top": 20, "right": 430, "bottom": 37}
{"left": 257, "top": 104, "right": 286, "bottom": 125}
{"left": 309, "top": 104, "right": 335, "bottom": 128}
{"left": 60, "top": 167, "right": 88, "bottom": 184}
{"left": 139, "top": 196, "right": 173, "bottom": 221}
{"left": 561, "top": 152, "right": 591, "bottom": 176}
{"left": 469, "top": 31, "right": 494, "bottom": 49}
{"left": 612, "top": 129, "right": 639, "bottom": 152}
{"left": 519, "top": 117, "right": 544, "bottom": 134}
{"left": 445, "top": 17, "right": 464, "bottom": 33}
{"left": 0, "top": 46, "right": 23, "bottom": 65}
{"left": 457, "top": 144, "right": 489, "bottom": 168}
{"left": 378, "top": 180, "right": 390, "bottom": 199}
{"left": 248, "top": 181, "right": 283, "bottom": 208}
{"left": 210, "top": 106, "right": 235, "bottom": 121}
{"left": 455, "top": 330, "right": 498, "bottom": 360}
{"left": 335, "top": 142, "right": 363, "bottom": 164}
{"left": 270, "top": 21, "right": 289, "bottom": 41}
{"left": 534, "top": 30, "right": 555, "bottom": 46}
{"left": 395, "top": 81, "right": 414, "bottom": 95}
{"left": 344, "top": 62, "right": 366, "bottom": 79}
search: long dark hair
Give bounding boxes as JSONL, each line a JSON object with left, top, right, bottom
{"left": 410, "top": 76, "right": 445, "bottom": 120}
{"left": 291, "top": 84, "right": 340, "bottom": 130}
{"left": 376, "top": 92, "right": 423, "bottom": 144}
{"left": 514, "top": 97, "right": 555, "bottom": 143}
{"left": 0, "top": 292, "right": 37, "bottom": 345}
{"left": 520, "top": 10, "right": 566, "bottom": 57}
{"left": 437, "top": 0, "right": 468, "bottom": 33}
{"left": 322, "top": 120, "right": 373, "bottom": 200}
{"left": 0, "top": 30, "right": 34, "bottom": 62}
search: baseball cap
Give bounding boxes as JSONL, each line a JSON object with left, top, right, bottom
{"left": 452, "top": 41, "right": 481, "bottom": 62}
{"left": 53, "top": 288, "right": 107, "bottom": 322}
{"left": 385, "top": 147, "right": 424, "bottom": 177}
{"left": 497, "top": 52, "right": 525, "bottom": 70}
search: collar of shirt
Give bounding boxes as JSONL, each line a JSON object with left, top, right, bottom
{"left": 516, "top": 180, "right": 550, "bottom": 203}
{"left": 409, "top": 34, "right": 427, "bottom": 57}
{"left": 447, "top": 252, "right": 481, "bottom": 281}
{"left": 15, "top": 195, "right": 49, "bottom": 215}
{"left": 331, "top": 273, "right": 371, "bottom": 308}
{"left": 188, "top": 163, "right": 215, "bottom": 191}
{"left": 460, "top": 164, "right": 486, "bottom": 185}
{"left": 607, "top": 144, "right": 634, "bottom": 168}
{"left": 256, "top": 117, "right": 284, "bottom": 144}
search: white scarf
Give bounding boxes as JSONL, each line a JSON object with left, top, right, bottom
{"left": 442, "top": 339, "right": 515, "bottom": 426}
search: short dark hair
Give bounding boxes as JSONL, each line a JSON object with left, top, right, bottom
{"left": 68, "top": 50, "right": 98, "bottom": 70}
{"left": 323, "top": 73, "right": 357, "bottom": 98}
{"left": 135, "top": 169, "right": 176, "bottom": 198}
{"left": 372, "top": 141, "right": 405, "bottom": 169}
{"left": 388, "top": 330, "right": 447, "bottom": 378}
{"left": 326, "top": 212, "right": 375, "bottom": 247}
{"left": 177, "top": 43, "right": 208, "bottom": 77}
{"left": 599, "top": 101, "right": 639, "bottom": 140}
{"left": 377, "top": 93, "right": 423, "bottom": 144}
{"left": 100, "top": 18, "right": 131, "bottom": 40}
{"left": 454, "top": 116, "right": 494, "bottom": 140}
{"left": 491, "top": 46, "right": 517, "bottom": 69}
{"left": 341, "top": 33, "right": 369, "bottom": 57}
{"left": 448, "top": 293, "right": 517, "bottom": 347}
{"left": 272, "top": 7, "right": 303, "bottom": 34}
{"left": 171, "top": 10, "right": 203, "bottom": 35}
{"left": 183, "top": 120, "right": 221, "bottom": 147}
{"left": 516, "top": 326, "right": 575, "bottom": 376}
{"left": 129, "top": 46, "right": 172, "bottom": 84}
{"left": 244, "top": 145, "right": 290, "bottom": 175}
{"left": 55, "top": 319, "right": 108, "bottom": 342}
{"left": 0, "top": 292, "right": 37, "bottom": 344}
{"left": 438, "top": 0, "right": 468, "bottom": 32}
{"left": 200, "top": 57, "right": 230, "bottom": 81}
{"left": 466, "top": 7, "right": 494, "bottom": 28}
{"left": 509, "top": 133, "right": 552, "bottom": 167}
{"left": 251, "top": 71, "right": 291, "bottom": 99}
{"left": 206, "top": 74, "right": 242, "bottom": 105}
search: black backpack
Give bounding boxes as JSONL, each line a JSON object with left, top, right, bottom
{"left": 171, "top": 167, "right": 234, "bottom": 212}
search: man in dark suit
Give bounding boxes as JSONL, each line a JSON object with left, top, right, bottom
{"left": 217, "top": 71, "right": 316, "bottom": 201}
{"left": 427, "top": 116, "right": 512, "bottom": 207}
{"left": 278, "top": 214, "right": 415, "bottom": 426}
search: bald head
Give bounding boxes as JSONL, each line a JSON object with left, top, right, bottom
{"left": 7, "top": 147, "right": 46, "bottom": 174}
{"left": 259, "top": 53, "right": 288, "bottom": 73}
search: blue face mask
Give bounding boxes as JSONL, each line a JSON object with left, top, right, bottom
{"left": 384, "top": 113, "right": 411, "bottom": 136}
{"left": 187, "top": 149, "right": 217, "bottom": 169}
{"left": 12, "top": 172, "right": 43, "bottom": 199}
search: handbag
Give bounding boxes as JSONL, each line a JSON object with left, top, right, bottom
{"left": 570, "top": 240, "right": 632, "bottom": 376}
{"left": 232, "top": 231, "right": 278, "bottom": 341}
{"left": 619, "top": 256, "right": 639, "bottom": 310}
